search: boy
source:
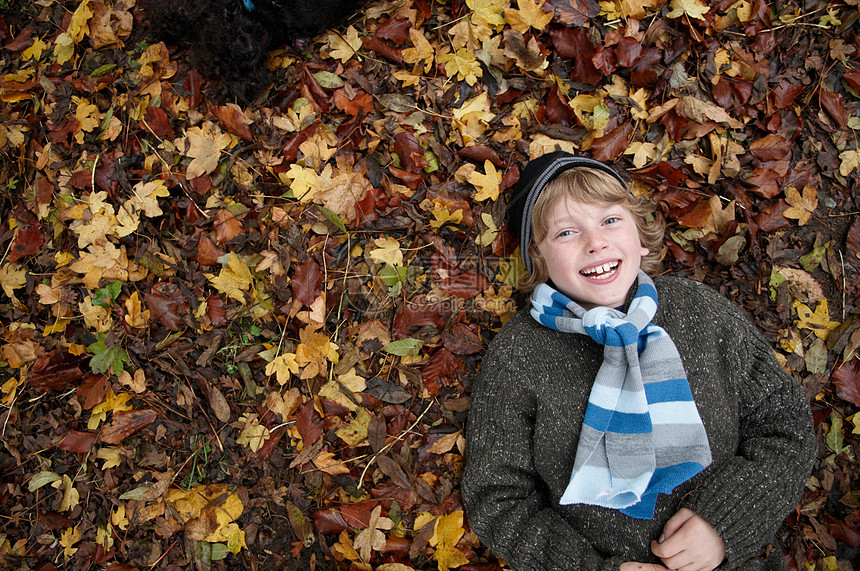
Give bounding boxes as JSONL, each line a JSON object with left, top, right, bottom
{"left": 462, "top": 151, "right": 816, "bottom": 570}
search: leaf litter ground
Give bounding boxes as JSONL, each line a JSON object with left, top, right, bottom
{"left": 0, "top": 1, "right": 859, "bottom": 570}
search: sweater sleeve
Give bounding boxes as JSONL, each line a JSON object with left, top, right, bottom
{"left": 681, "top": 294, "right": 816, "bottom": 569}
{"left": 462, "top": 350, "right": 625, "bottom": 571}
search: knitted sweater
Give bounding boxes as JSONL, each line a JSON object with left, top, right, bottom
{"left": 462, "top": 276, "right": 816, "bottom": 570}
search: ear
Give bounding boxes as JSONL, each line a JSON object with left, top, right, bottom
{"left": 640, "top": 245, "right": 650, "bottom": 256}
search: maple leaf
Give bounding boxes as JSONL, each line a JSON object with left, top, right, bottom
{"left": 0, "top": 262, "right": 26, "bottom": 299}
{"left": 430, "top": 511, "right": 470, "bottom": 571}
{"left": 178, "top": 122, "right": 234, "bottom": 180}
{"left": 370, "top": 237, "right": 404, "bottom": 267}
{"left": 354, "top": 505, "right": 394, "bottom": 562}
{"left": 504, "top": 0, "right": 554, "bottom": 34}
{"left": 325, "top": 26, "right": 363, "bottom": 63}
{"left": 783, "top": 185, "right": 818, "bottom": 226}
{"left": 438, "top": 49, "right": 482, "bottom": 86}
{"left": 336, "top": 407, "right": 372, "bottom": 446}
{"left": 468, "top": 0, "right": 509, "bottom": 29}
{"left": 265, "top": 353, "right": 301, "bottom": 385}
{"left": 793, "top": 300, "right": 840, "bottom": 340}
{"left": 129, "top": 180, "right": 170, "bottom": 217}
{"left": 469, "top": 160, "right": 502, "bottom": 201}
{"left": 318, "top": 368, "right": 365, "bottom": 411}
{"left": 476, "top": 212, "right": 499, "bottom": 246}
{"left": 666, "top": 0, "right": 709, "bottom": 20}
{"left": 124, "top": 291, "right": 150, "bottom": 328}
{"left": 402, "top": 28, "right": 436, "bottom": 74}
{"left": 88, "top": 388, "right": 134, "bottom": 430}
{"left": 68, "top": 0, "right": 94, "bottom": 42}
{"left": 55, "top": 474, "right": 80, "bottom": 512}
{"left": 237, "top": 414, "right": 271, "bottom": 452}
{"left": 23, "top": 38, "right": 47, "bottom": 61}
{"left": 430, "top": 202, "right": 464, "bottom": 229}
{"left": 839, "top": 149, "right": 860, "bottom": 176}
{"left": 72, "top": 96, "right": 100, "bottom": 144}
{"left": 59, "top": 525, "right": 81, "bottom": 560}
{"left": 206, "top": 253, "right": 254, "bottom": 303}
{"left": 624, "top": 141, "right": 658, "bottom": 168}
{"left": 282, "top": 163, "right": 320, "bottom": 203}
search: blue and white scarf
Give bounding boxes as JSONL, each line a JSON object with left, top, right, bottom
{"left": 530, "top": 271, "right": 712, "bottom": 519}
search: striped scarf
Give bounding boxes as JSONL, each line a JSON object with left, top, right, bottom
{"left": 530, "top": 271, "right": 712, "bottom": 519}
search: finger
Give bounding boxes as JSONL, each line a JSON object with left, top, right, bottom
{"left": 660, "top": 507, "right": 695, "bottom": 542}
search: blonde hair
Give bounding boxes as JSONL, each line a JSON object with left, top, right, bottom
{"left": 518, "top": 168, "right": 665, "bottom": 292}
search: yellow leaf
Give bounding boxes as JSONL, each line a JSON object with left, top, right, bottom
{"left": 624, "top": 141, "right": 658, "bottom": 168}
{"left": 325, "top": 26, "right": 362, "bottom": 63}
{"left": 504, "top": 0, "right": 553, "bottom": 34}
{"left": 369, "top": 237, "right": 404, "bottom": 267}
{"left": 59, "top": 525, "right": 81, "bottom": 560}
{"left": 179, "top": 122, "right": 234, "bottom": 179}
{"left": 111, "top": 504, "right": 129, "bottom": 530}
{"left": 666, "top": 0, "right": 709, "bottom": 20}
{"left": 333, "top": 529, "right": 362, "bottom": 561}
{"left": 469, "top": 160, "right": 502, "bottom": 201}
{"left": 1, "top": 377, "right": 20, "bottom": 406}
{"left": 0, "top": 263, "right": 26, "bottom": 298}
{"left": 206, "top": 253, "right": 254, "bottom": 303}
{"left": 783, "top": 185, "right": 817, "bottom": 226}
{"left": 402, "top": 28, "right": 435, "bottom": 74}
{"left": 22, "top": 37, "right": 47, "bottom": 61}
{"left": 73, "top": 96, "right": 100, "bottom": 143}
{"left": 89, "top": 388, "right": 134, "bottom": 429}
{"left": 430, "top": 511, "right": 470, "bottom": 571}
{"left": 839, "top": 149, "right": 860, "bottom": 176}
{"left": 265, "top": 353, "right": 300, "bottom": 385}
{"left": 68, "top": 0, "right": 94, "bottom": 42}
{"left": 430, "top": 202, "right": 464, "bottom": 229}
{"left": 438, "top": 49, "right": 482, "bottom": 86}
{"left": 476, "top": 212, "right": 498, "bottom": 247}
{"left": 97, "top": 446, "right": 126, "bottom": 469}
{"left": 236, "top": 414, "right": 271, "bottom": 453}
{"left": 467, "top": 0, "right": 508, "bottom": 29}
{"left": 224, "top": 522, "right": 248, "bottom": 554}
{"left": 57, "top": 474, "right": 80, "bottom": 512}
{"left": 124, "top": 291, "right": 150, "bottom": 328}
{"left": 282, "top": 163, "right": 320, "bottom": 203}
{"left": 318, "top": 368, "right": 366, "bottom": 411}
{"left": 336, "top": 407, "right": 372, "bottom": 446}
{"left": 53, "top": 33, "right": 75, "bottom": 65}
{"left": 793, "top": 299, "right": 840, "bottom": 340}
{"left": 296, "top": 327, "right": 340, "bottom": 367}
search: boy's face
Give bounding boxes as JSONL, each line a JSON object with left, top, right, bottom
{"left": 536, "top": 196, "right": 649, "bottom": 309}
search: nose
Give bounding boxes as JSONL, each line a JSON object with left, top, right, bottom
{"left": 585, "top": 230, "right": 608, "bottom": 253}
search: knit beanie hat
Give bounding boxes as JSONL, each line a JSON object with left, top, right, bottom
{"left": 506, "top": 151, "right": 627, "bottom": 273}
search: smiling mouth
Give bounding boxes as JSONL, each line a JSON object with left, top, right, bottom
{"left": 581, "top": 261, "right": 619, "bottom": 279}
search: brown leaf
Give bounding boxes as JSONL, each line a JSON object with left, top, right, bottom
{"left": 819, "top": 89, "right": 848, "bottom": 126}
{"left": 59, "top": 430, "right": 98, "bottom": 453}
{"left": 590, "top": 123, "right": 633, "bottom": 162}
{"left": 100, "top": 409, "right": 158, "bottom": 444}
{"left": 749, "top": 134, "right": 791, "bottom": 162}
{"left": 291, "top": 258, "right": 323, "bottom": 306}
{"left": 846, "top": 217, "right": 860, "bottom": 266}
{"left": 773, "top": 79, "right": 805, "bottom": 110}
{"left": 548, "top": 28, "right": 601, "bottom": 84}
{"left": 30, "top": 352, "right": 90, "bottom": 392}
{"left": 550, "top": 0, "right": 601, "bottom": 26}
{"left": 76, "top": 374, "right": 110, "bottom": 410}
{"left": 755, "top": 199, "right": 791, "bottom": 233}
{"left": 362, "top": 35, "right": 403, "bottom": 64}
{"left": 375, "top": 17, "right": 412, "bottom": 44}
{"left": 395, "top": 132, "right": 429, "bottom": 173}
{"left": 833, "top": 360, "right": 860, "bottom": 407}
{"left": 213, "top": 104, "right": 254, "bottom": 142}
{"left": 442, "top": 323, "right": 483, "bottom": 355}
{"left": 457, "top": 145, "right": 502, "bottom": 167}
{"left": 213, "top": 209, "right": 244, "bottom": 243}
{"left": 145, "top": 283, "right": 186, "bottom": 331}
{"left": 9, "top": 226, "right": 44, "bottom": 262}
{"left": 194, "top": 232, "right": 226, "bottom": 267}
{"left": 376, "top": 455, "right": 413, "bottom": 490}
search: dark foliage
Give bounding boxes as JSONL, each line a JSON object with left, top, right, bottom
{"left": 139, "top": 0, "right": 362, "bottom": 98}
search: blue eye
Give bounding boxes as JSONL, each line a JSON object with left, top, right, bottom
{"left": 604, "top": 217, "right": 620, "bottom": 225}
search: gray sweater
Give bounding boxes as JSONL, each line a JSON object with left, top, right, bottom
{"left": 462, "top": 276, "right": 816, "bottom": 570}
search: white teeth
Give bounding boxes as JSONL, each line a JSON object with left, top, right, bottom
{"left": 582, "top": 262, "right": 618, "bottom": 277}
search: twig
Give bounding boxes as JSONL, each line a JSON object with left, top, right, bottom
{"left": 358, "top": 400, "right": 433, "bottom": 489}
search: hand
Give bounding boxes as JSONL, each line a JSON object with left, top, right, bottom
{"left": 620, "top": 563, "right": 670, "bottom": 571}
{"left": 650, "top": 508, "right": 726, "bottom": 571}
